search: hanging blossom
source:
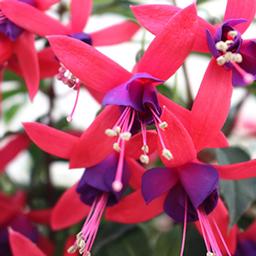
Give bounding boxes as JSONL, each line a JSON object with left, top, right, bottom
{"left": 0, "top": 0, "right": 139, "bottom": 117}
{"left": 105, "top": 107, "right": 256, "bottom": 255}
{"left": 0, "top": 0, "right": 65, "bottom": 100}
{"left": 23, "top": 122, "right": 145, "bottom": 255}
{"left": 132, "top": 0, "right": 256, "bottom": 87}
{"left": 43, "top": 4, "right": 198, "bottom": 195}
{"left": 0, "top": 191, "right": 54, "bottom": 256}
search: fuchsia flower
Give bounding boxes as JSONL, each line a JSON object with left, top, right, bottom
{"left": 23, "top": 122, "right": 146, "bottom": 255}
{"left": 0, "top": 191, "right": 53, "bottom": 256}
{"left": 0, "top": 0, "right": 139, "bottom": 107}
{"left": 105, "top": 105, "right": 256, "bottom": 255}
{"left": 43, "top": 4, "right": 199, "bottom": 187}
{"left": 132, "top": 0, "right": 256, "bottom": 86}
{"left": 0, "top": 0, "right": 62, "bottom": 100}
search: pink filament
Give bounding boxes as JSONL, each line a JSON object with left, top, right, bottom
{"left": 232, "top": 62, "right": 254, "bottom": 84}
{"left": 81, "top": 193, "right": 108, "bottom": 253}
{"left": 180, "top": 197, "right": 188, "bottom": 256}
{"left": 140, "top": 121, "right": 148, "bottom": 149}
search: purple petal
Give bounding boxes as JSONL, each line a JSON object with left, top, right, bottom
{"left": 69, "top": 32, "right": 92, "bottom": 45}
{"left": 178, "top": 163, "right": 219, "bottom": 209}
{"left": 240, "top": 40, "right": 256, "bottom": 74}
{"left": 142, "top": 167, "right": 177, "bottom": 203}
{"left": 235, "top": 240, "right": 256, "bottom": 256}
{"left": 206, "top": 30, "right": 219, "bottom": 58}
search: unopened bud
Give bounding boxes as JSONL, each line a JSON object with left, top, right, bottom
{"left": 140, "top": 154, "right": 149, "bottom": 164}
{"left": 162, "top": 149, "right": 173, "bottom": 160}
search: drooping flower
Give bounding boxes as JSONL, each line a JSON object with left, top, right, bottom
{"left": 0, "top": 191, "right": 53, "bottom": 256}
{"left": 105, "top": 106, "right": 256, "bottom": 256}
{"left": 0, "top": 0, "right": 139, "bottom": 109}
{"left": 44, "top": 4, "right": 198, "bottom": 191}
{"left": 132, "top": 0, "right": 256, "bottom": 86}
{"left": 23, "top": 122, "right": 145, "bottom": 255}
{"left": 0, "top": 0, "right": 63, "bottom": 100}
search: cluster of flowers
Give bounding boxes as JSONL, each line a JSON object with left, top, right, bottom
{"left": 1, "top": 0, "right": 256, "bottom": 255}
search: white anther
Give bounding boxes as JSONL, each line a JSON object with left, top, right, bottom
{"left": 224, "top": 51, "right": 233, "bottom": 62}
{"left": 114, "top": 126, "right": 121, "bottom": 134}
{"left": 159, "top": 121, "right": 168, "bottom": 130}
{"left": 77, "top": 238, "right": 86, "bottom": 249}
{"left": 120, "top": 132, "right": 132, "bottom": 141}
{"left": 64, "top": 69, "right": 72, "bottom": 79}
{"left": 215, "top": 41, "right": 228, "bottom": 52}
{"left": 67, "top": 245, "right": 78, "bottom": 254}
{"left": 112, "top": 181, "right": 123, "bottom": 192}
{"left": 234, "top": 53, "right": 243, "bottom": 63}
{"left": 162, "top": 149, "right": 173, "bottom": 160}
{"left": 141, "top": 144, "right": 149, "bottom": 154}
{"left": 228, "top": 30, "right": 238, "bottom": 38}
{"left": 113, "top": 143, "right": 121, "bottom": 152}
{"left": 206, "top": 252, "right": 216, "bottom": 256}
{"left": 140, "top": 154, "right": 149, "bottom": 164}
{"left": 216, "top": 56, "right": 226, "bottom": 66}
{"left": 105, "top": 129, "right": 117, "bottom": 137}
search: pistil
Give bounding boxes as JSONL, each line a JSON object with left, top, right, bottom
{"left": 67, "top": 193, "right": 108, "bottom": 255}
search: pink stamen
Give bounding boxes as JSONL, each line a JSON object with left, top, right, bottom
{"left": 68, "top": 194, "right": 108, "bottom": 255}
{"left": 113, "top": 107, "right": 130, "bottom": 129}
{"left": 0, "top": 11, "right": 6, "bottom": 23}
{"left": 232, "top": 62, "right": 254, "bottom": 84}
{"left": 140, "top": 121, "right": 148, "bottom": 149}
{"left": 149, "top": 106, "right": 162, "bottom": 124}
{"left": 66, "top": 82, "right": 81, "bottom": 122}
{"left": 197, "top": 208, "right": 226, "bottom": 256}
{"left": 212, "top": 219, "right": 232, "bottom": 256}
{"left": 153, "top": 116, "right": 168, "bottom": 150}
{"left": 180, "top": 197, "right": 188, "bottom": 256}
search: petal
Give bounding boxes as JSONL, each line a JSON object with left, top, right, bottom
{"left": 126, "top": 158, "right": 145, "bottom": 190}
{"left": 51, "top": 184, "right": 90, "bottom": 230}
{"left": 48, "top": 36, "right": 132, "bottom": 94}
{"left": 214, "top": 159, "right": 256, "bottom": 180}
{"left": 0, "top": 133, "right": 30, "bottom": 171}
{"left": 142, "top": 167, "right": 177, "bottom": 203}
{"left": 125, "top": 131, "right": 158, "bottom": 159}
{"left": 224, "top": 0, "right": 256, "bottom": 34}
{"left": 69, "top": 106, "right": 120, "bottom": 168}
{"left": 38, "top": 47, "right": 59, "bottom": 78}
{"left": 26, "top": 209, "right": 52, "bottom": 225}
{"left": 239, "top": 221, "right": 256, "bottom": 242}
{"left": 105, "top": 190, "right": 165, "bottom": 223}
{"left": 14, "top": 32, "right": 39, "bottom": 100}
{"left": 132, "top": 4, "right": 214, "bottom": 53}
{"left": 159, "top": 107, "right": 197, "bottom": 167}
{"left": 0, "top": 0, "right": 69, "bottom": 36}
{"left": 135, "top": 4, "right": 197, "bottom": 80}
{"left": 35, "top": 0, "right": 59, "bottom": 10}
{"left": 0, "top": 34, "right": 13, "bottom": 63}
{"left": 90, "top": 20, "right": 139, "bottom": 46}
{"left": 179, "top": 163, "right": 219, "bottom": 209}
{"left": 207, "top": 131, "right": 229, "bottom": 149}
{"left": 191, "top": 59, "right": 232, "bottom": 152}
{"left": 23, "top": 122, "right": 78, "bottom": 159}
{"left": 37, "top": 236, "right": 54, "bottom": 256}
{"left": 9, "top": 229, "right": 45, "bottom": 256}
{"left": 70, "top": 0, "right": 92, "bottom": 32}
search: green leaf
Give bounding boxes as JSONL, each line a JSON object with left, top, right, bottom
{"left": 216, "top": 147, "right": 256, "bottom": 226}
{"left": 153, "top": 225, "right": 182, "bottom": 256}
{"left": 94, "top": 224, "right": 152, "bottom": 256}
{"left": 3, "top": 103, "right": 23, "bottom": 123}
